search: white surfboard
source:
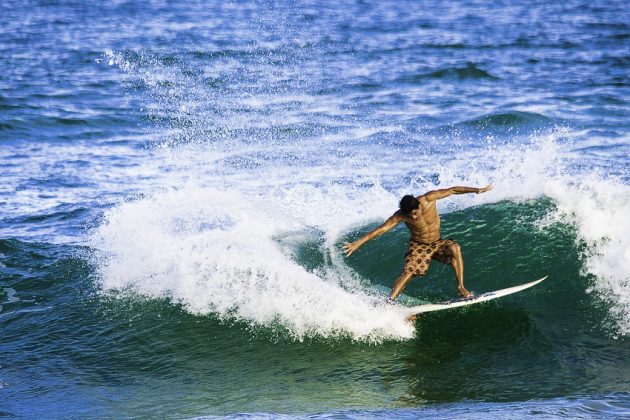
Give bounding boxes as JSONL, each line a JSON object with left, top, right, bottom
{"left": 404, "top": 276, "right": 547, "bottom": 316}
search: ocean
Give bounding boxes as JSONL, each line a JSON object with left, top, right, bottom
{"left": 1, "top": 0, "right": 629, "bottom": 417}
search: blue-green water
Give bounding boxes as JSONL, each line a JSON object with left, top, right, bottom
{"left": 1, "top": 0, "right": 629, "bottom": 417}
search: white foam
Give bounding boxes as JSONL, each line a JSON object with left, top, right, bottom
{"left": 90, "top": 184, "right": 415, "bottom": 341}
{"left": 546, "top": 176, "right": 630, "bottom": 335}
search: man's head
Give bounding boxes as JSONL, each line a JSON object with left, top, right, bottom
{"left": 399, "top": 195, "right": 419, "bottom": 214}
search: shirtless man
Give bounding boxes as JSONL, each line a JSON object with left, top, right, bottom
{"left": 343, "top": 184, "right": 493, "bottom": 301}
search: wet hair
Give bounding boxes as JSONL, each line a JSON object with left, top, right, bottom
{"left": 399, "top": 195, "right": 419, "bottom": 214}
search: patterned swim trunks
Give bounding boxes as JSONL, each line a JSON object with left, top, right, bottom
{"left": 403, "top": 238, "right": 457, "bottom": 276}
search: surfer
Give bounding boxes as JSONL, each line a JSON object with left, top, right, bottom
{"left": 343, "top": 184, "right": 493, "bottom": 301}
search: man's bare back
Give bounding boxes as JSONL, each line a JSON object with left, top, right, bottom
{"left": 343, "top": 184, "right": 493, "bottom": 300}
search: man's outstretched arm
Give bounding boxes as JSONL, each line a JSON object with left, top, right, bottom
{"left": 343, "top": 213, "right": 401, "bottom": 257}
{"left": 424, "top": 184, "right": 493, "bottom": 201}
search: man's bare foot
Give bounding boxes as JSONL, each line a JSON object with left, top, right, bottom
{"left": 406, "top": 314, "right": 418, "bottom": 323}
{"left": 458, "top": 287, "right": 473, "bottom": 299}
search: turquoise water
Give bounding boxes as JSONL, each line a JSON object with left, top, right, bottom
{"left": 1, "top": 0, "right": 629, "bottom": 417}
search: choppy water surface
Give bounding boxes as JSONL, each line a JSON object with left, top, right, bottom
{"left": 1, "top": 0, "right": 629, "bottom": 417}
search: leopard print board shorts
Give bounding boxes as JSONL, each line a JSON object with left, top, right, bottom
{"left": 403, "top": 238, "right": 457, "bottom": 276}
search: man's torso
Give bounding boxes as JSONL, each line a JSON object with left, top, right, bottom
{"left": 400, "top": 196, "right": 441, "bottom": 243}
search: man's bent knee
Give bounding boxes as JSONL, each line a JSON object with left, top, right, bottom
{"left": 449, "top": 243, "right": 461, "bottom": 255}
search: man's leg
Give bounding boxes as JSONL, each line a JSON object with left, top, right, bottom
{"left": 389, "top": 271, "right": 414, "bottom": 301}
{"left": 448, "top": 242, "right": 471, "bottom": 298}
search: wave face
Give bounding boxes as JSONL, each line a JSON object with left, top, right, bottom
{"left": 1, "top": 0, "right": 630, "bottom": 417}
{"left": 89, "top": 133, "right": 630, "bottom": 340}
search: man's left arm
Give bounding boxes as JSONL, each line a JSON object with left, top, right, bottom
{"left": 424, "top": 184, "right": 493, "bottom": 201}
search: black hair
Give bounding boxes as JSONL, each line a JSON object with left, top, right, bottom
{"left": 399, "top": 195, "right": 419, "bottom": 214}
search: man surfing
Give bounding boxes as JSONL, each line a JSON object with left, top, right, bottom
{"left": 343, "top": 184, "right": 493, "bottom": 301}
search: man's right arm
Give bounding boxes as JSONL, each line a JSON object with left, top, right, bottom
{"left": 343, "top": 213, "right": 401, "bottom": 257}
{"left": 423, "top": 184, "right": 493, "bottom": 202}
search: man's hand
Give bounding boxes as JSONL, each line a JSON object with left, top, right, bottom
{"left": 477, "top": 184, "right": 493, "bottom": 194}
{"left": 343, "top": 241, "right": 361, "bottom": 257}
